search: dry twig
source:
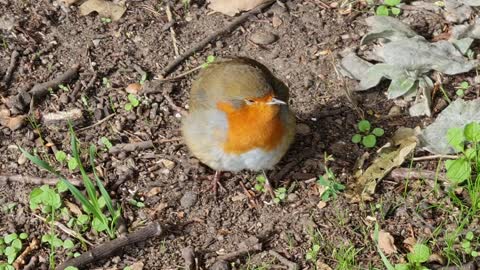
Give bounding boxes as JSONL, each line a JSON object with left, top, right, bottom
{"left": 269, "top": 250, "right": 299, "bottom": 270}
{"left": 12, "top": 238, "right": 39, "bottom": 270}
{"left": 0, "top": 174, "right": 83, "bottom": 187}
{"left": 30, "top": 64, "right": 80, "bottom": 99}
{"left": 2, "top": 50, "right": 20, "bottom": 86}
{"left": 166, "top": 3, "right": 180, "bottom": 57}
{"left": 108, "top": 140, "right": 154, "bottom": 154}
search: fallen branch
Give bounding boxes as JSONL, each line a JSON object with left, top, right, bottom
{"left": 30, "top": 64, "right": 80, "bottom": 99}
{"left": 12, "top": 238, "right": 39, "bottom": 270}
{"left": 2, "top": 50, "right": 20, "bottom": 86}
{"left": 389, "top": 168, "right": 447, "bottom": 182}
{"left": 57, "top": 221, "right": 164, "bottom": 270}
{"left": 0, "top": 174, "right": 83, "bottom": 187}
{"left": 268, "top": 250, "right": 299, "bottom": 270}
{"left": 108, "top": 140, "right": 154, "bottom": 154}
{"left": 160, "top": 0, "right": 275, "bottom": 77}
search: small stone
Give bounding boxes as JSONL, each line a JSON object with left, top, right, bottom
{"left": 272, "top": 16, "right": 283, "bottom": 27}
{"left": 250, "top": 31, "right": 277, "bottom": 45}
{"left": 92, "top": 39, "right": 101, "bottom": 47}
{"left": 94, "top": 108, "right": 104, "bottom": 121}
{"left": 209, "top": 261, "right": 229, "bottom": 270}
{"left": 388, "top": 105, "right": 402, "bottom": 116}
{"left": 159, "top": 159, "right": 175, "bottom": 170}
{"left": 330, "top": 2, "right": 338, "bottom": 8}
{"left": 18, "top": 153, "right": 27, "bottom": 165}
{"left": 59, "top": 93, "right": 69, "bottom": 104}
{"left": 296, "top": 123, "right": 311, "bottom": 135}
{"left": 215, "top": 41, "right": 224, "bottom": 48}
{"left": 180, "top": 191, "right": 197, "bottom": 209}
{"left": 287, "top": 193, "right": 299, "bottom": 202}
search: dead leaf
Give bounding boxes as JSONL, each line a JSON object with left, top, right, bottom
{"left": 146, "top": 187, "right": 162, "bottom": 197}
{"left": 317, "top": 200, "right": 327, "bottom": 209}
{"left": 429, "top": 253, "right": 446, "bottom": 265}
{"left": 126, "top": 83, "right": 142, "bottom": 94}
{"left": 79, "top": 0, "right": 126, "bottom": 21}
{"left": 316, "top": 261, "right": 333, "bottom": 270}
{"left": 0, "top": 107, "right": 25, "bottom": 131}
{"left": 377, "top": 230, "right": 397, "bottom": 255}
{"left": 65, "top": 201, "right": 83, "bottom": 217}
{"left": 207, "top": 0, "right": 270, "bottom": 16}
{"left": 346, "top": 127, "right": 419, "bottom": 202}
{"left": 403, "top": 236, "right": 416, "bottom": 252}
{"left": 129, "top": 261, "right": 144, "bottom": 270}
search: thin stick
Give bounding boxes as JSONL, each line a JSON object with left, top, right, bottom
{"left": 57, "top": 221, "right": 163, "bottom": 270}
{"left": 166, "top": 4, "right": 180, "bottom": 57}
{"left": 2, "top": 50, "right": 19, "bottom": 86}
{"left": 108, "top": 140, "right": 154, "bottom": 154}
{"left": 156, "top": 65, "right": 202, "bottom": 81}
{"left": 389, "top": 168, "right": 448, "bottom": 182}
{"left": 0, "top": 174, "right": 83, "bottom": 187}
{"left": 30, "top": 64, "right": 80, "bottom": 99}
{"left": 412, "top": 154, "right": 458, "bottom": 161}
{"left": 160, "top": 0, "right": 275, "bottom": 77}
{"left": 77, "top": 113, "right": 115, "bottom": 133}
{"left": 268, "top": 250, "right": 299, "bottom": 270}
{"left": 33, "top": 214, "right": 94, "bottom": 246}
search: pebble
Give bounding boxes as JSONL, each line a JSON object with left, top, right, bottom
{"left": 287, "top": 193, "right": 299, "bottom": 202}
{"left": 296, "top": 123, "right": 311, "bottom": 135}
{"left": 250, "top": 31, "right": 277, "bottom": 45}
{"left": 180, "top": 191, "right": 198, "bottom": 209}
{"left": 94, "top": 108, "right": 104, "bottom": 121}
{"left": 59, "top": 93, "right": 69, "bottom": 104}
{"left": 272, "top": 16, "right": 283, "bottom": 28}
{"left": 209, "top": 261, "right": 229, "bottom": 270}
{"left": 159, "top": 159, "right": 175, "bottom": 170}
{"left": 388, "top": 105, "right": 402, "bottom": 116}
{"left": 18, "top": 153, "right": 27, "bottom": 165}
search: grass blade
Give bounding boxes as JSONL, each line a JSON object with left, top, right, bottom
{"left": 89, "top": 145, "right": 116, "bottom": 218}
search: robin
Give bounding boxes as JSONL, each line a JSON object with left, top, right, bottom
{"left": 181, "top": 57, "right": 296, "bottom": 192}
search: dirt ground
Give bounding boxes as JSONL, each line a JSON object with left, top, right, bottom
{"left": 0, "top": 0, "right": 477, "bottom": 269}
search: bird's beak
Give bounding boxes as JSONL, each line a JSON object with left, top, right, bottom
{"left": 266, "top": 98, "right": 287, "bottom": 105}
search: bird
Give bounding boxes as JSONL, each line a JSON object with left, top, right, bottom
{"left": 181, "top": 57, "right": 296, "bottom": 192}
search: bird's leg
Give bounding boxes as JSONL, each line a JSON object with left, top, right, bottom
{"left": 262, "top": 170, "right": 276, "bottom": 200}
{"left": 211, "top": 170, "right": 227, "bottom": 193}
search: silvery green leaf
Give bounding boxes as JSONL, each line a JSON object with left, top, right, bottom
{"left": 383, "top": 39, "right": 478, "bottom": 75}
{"left": 408, "top": 79, "right": 433, "bottom": 117}
{"left": 459, "top": 0, "right": 480, "bottom": 5}
{"left": 338, "top": 52, "right": 373, "bottom": 80}
{"left": 452, "top": 38, "right": 474, "bottom": 54}
{"left": 387, "top": 76, "right": 417, "bottom": 99}
{"left": 358, "top": 64, "right": 406, "bottom": 90}
{"left": 361, "top": 16, "right": 418, "bottom": 45}
{"left": 420, "top": 99, "right": 480, "bottom": 154}
{"left": 445, "top": 0, "right": 472, "bottom": 23}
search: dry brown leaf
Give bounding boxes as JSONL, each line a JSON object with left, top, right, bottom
{"left": 207, "top": 0, "right": 270, "bottom": 16}
{"left": 317, "top": 200, "right": 327, "bottom": 209}
{"left": 377, "top": 230, "right": 397, "bottom": 255}
{"left": 346, "top": 127, "right": 419, "bottom": 202}
{"left": 79, "top": 0, "right": 126, "bottom": 21}
{"left": 403, "top": 236, "right": 416, "bottom": 252}
{"left": 316, "top": 261, "right": 333, "bottom": 270}
{"left": 146, "top": 187, "right": 162, "bottom": 197}
{"left": 130, "top": 261, "right": 144, "bottom": 270}
{"left": 65, "top": 201, "right": 83, "bottom": 217}
{"left": 126, "top": 83, "right": 142, "bottom": 94}
{"left": 0, "top": 107, "right": 25, "bottom": 131}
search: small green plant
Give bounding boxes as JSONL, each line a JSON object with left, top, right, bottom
{"left": 102, "top": 77, "right": 112, "bottom": 88}
{"left": 461, "top": 231, "right": 479, "bottom": 257}
{"left": 139, "top": 73, "right": 147, "bottom": 85}
{"left": 352, "top": 119, "right": 384, "bottom": 148}
{"left": 0, "top": 232, "right": 28, "bottom": 269}
{"left": 182, "top": 0, "right": 191, "bottom": 11}
{"left": 305, "top": 227, "right": 323, "bottom": 264}
{"left": 273, "top": 187, "right": 287, "bottom": 204}
{"left": 317, "top": 153, "right": 345, "bottom": 201}
{"left": 58, "top": 84, "right": 70, "bottom": 92}
{"left": 201, "top": 55, "right": 216, "bottom": 69}
{"left": 455, "top": 81, "right": 469, "bottom": 97}
{"left": 376, "top": 0, "right": 401, "bottom": 16}
{"left": 394, "top": 243, "right": 431, "bottom": 270}
{"left": 21, "top": 125, "right": 121, "bottom": 240}
{"left": 128, "top": 199, "right": 145, "bottom": 208}
{"left": 254, "top": 174, "right": 266, "bottom": 193}
{"left": 54, "top": 150, "right": 79, "bottom": 171}
{"left": 100, "top": 137, "right": 113, "bottom": 151}
{"left": 100, "top": 17, "right": 112, "bottom": 24}
{"left": 125, "top": 94, "right": 140, "bottom": 111}
{"left": 306, "top": 243, "right": 320, "bottom": 262}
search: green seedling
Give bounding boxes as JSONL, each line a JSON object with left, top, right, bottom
{"left": 305, "top": 243, "right": 320, "bottom": 262}
{"left": 317, "top": 153, "right": 345, "bottom": 201}
{"left": 125, "top": 94, "right": 140, "bottom": 111}
{"left": 129, "top": 199, "right": 145, "bottom": 208}
{"left": 394, "top": 243, "right": 431, "bottom": 270}
{"left": 139, "top": 73, "right": 147, "bottom": 85}
{"left": 461, "top": 231, "right": 479, "bottom": 257}
{"left": 376, "top": 0, "right": 401, "bottom": 16}
{"left": 0, "top": 232, "right": 27, "bottom": 267}
{"left": 273, "top": 187, "right": 287, "bottom": 204}
{"left": 254, "top": 174, "right": 266, "bottom": 193}
{"left": 58, "top": 84, "right": 69, "bottom": 92}
{"left": 100, "top": 17, "right": 112, "bottom": 24}
{"left": 352, "top": 119, "right": 384, "bottom": 148}
{"left": 182, "top": 0, "right": 191, "bottom": 11}
{"left": 100, "top": 137, "right": 113, "bottom": 151}
{"left": 64, "top": 267, "right": 79, "bottom": 270}
{"left": 102, "top": 77, "right": 112, "bottom": 88}
{"left": 455, "top": 81, "right": 470, "bottom": 97}
{"left": 201, "top": 55, "right": 216, "bottom": 69}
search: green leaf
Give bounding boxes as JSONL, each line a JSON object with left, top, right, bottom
{"left": 77, "top": 214, "right": 89, "bottom": 225}
{"left": 456, "top": 89, "right": 465, "bottom": 97}
{"left": 65, "top": 267, "right": 79, "bottom": 270}
{"left": 5, "top": 246, "right": 16, "bottom": 263}
{"left": 4, "top": 234, "right": 17, "bottom": 244}
{"left": 19, "top": 233, "right": 28, "bottom": 240}
{"left": 63, "top": 239, "right": 74, "bottom": 249}
{"left": 372, "top": 128, "right": 385, "bottom": 137}
{"left": 376, "top": 5, "right": 389, "bottom": 16}
{"left": 466, "top": 231, "right": 474, "bottom": 241}
{"left": 466, "top": 148, "right": 476, "bottom": 160}
{"left": 100, "top": 137, "right": 113, "bottom": 150}
{"left": 11, "top": 239, "right": 21, "bottom": 250}
{"left": 447, "top": 127, "right": 465, "bottom": 152}
{"left": 472, "top": 251, "right": 479, "bottom": 257}
{"left": 362, "top": 134, "right": 377, "bottom": 148}
{"left": 124, "top": 103, "right": 133, "bottom": 111}
{"left": 394, "top": 264, "right": 409, "bottom": 270}
{"left": 384, "top": 0, "right": 401, "bottom": 6}
{"left": 55, "top": 151, "right": 67, "bottom": 162}
{"left": 68, "top": 158, "right": 78, "bottom": 171}
{"left": 29, "top": 187, "right": 44, "bottom": 210}
{"left": 56, "top": 180, "right": 69, "bottom": 193}
{"left": 387, "top": 76, "right": 416, "bottom": 99}
{"left": 358, "top": 120, "right": 371, "bottom": 133}
{"left": 462, "top": 240, "right": 471, "bottom": 249}
{"left": 352, "top": 134, "right": 362, "bottom": 143}
{"left": 206, "top": 55, "right": 216, "bottom": 63}
{"left": 53, "top": 236, "right": 63, "bottom": 248}
{"left": 92, "top": 217, "right": 108, "bottom": 232}
{"left": 445, "top": 157, "right": 471, "bottom": 184}
{"left": 464, "top": 122, "right": 480, "bottom": 142}
{"left": 460, "top": 81, "right": 469, "bottom": 89}
{"left": 407, "top": 244, "right": 431, "bottom": 263}
{"left": 390, "top": 7, "right": 401, "bottom": 15}
{"left": 127, "top": 94, "right": 139, "bottom": 107}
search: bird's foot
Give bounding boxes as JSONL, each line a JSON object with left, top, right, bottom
{"left": 210, "top": 170, "right": 227, "bottom": 194}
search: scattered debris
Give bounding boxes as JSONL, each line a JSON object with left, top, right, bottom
{"left": 79, "top": 0, "right": 126, "bottom": 21}
{"left": 208, "top": 0, "right": 272, "bottom": 16}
